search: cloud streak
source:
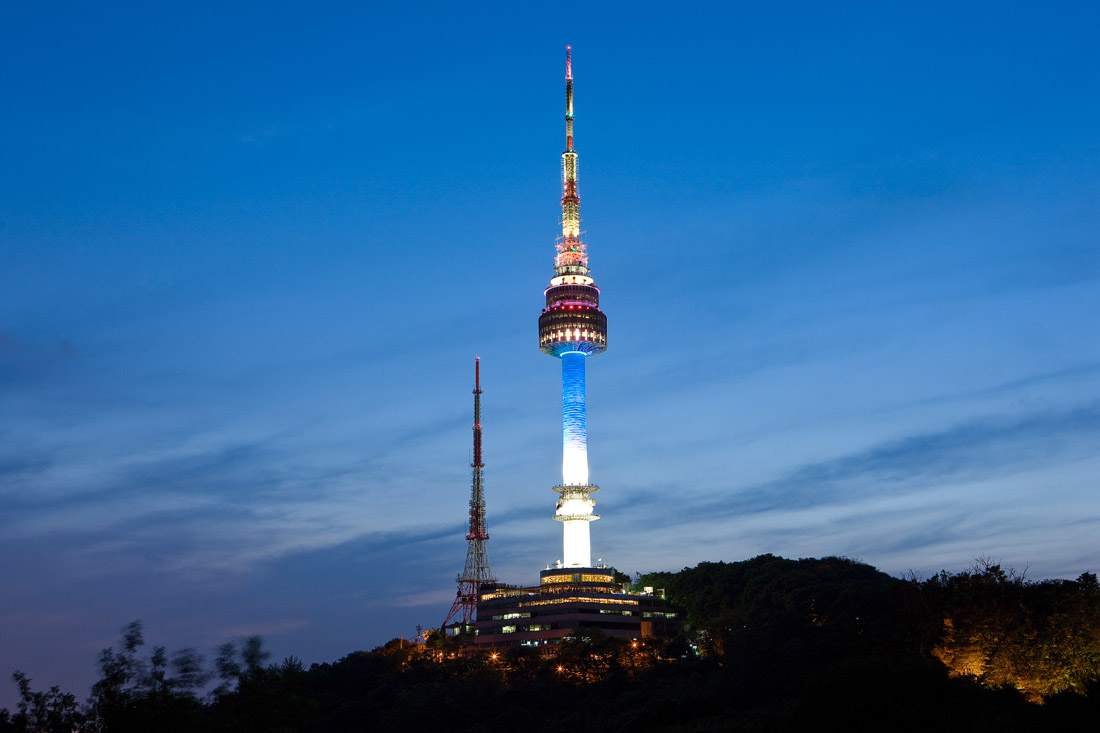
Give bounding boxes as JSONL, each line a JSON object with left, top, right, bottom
{"left": 634, "top": 403, "right": 1100, "bottom": 525}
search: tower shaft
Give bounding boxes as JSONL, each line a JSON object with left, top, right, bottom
{"left": 442, "top": 358, "right": 495, "bottom": 629}
{"left": 561, "top": 351, "right": 588, "bottom": 485}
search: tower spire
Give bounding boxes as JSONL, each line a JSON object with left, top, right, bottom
{"left": 558, "top": 46, "right": 583, "bottom": 276}
{"left": 565, "top": 46, "right": 574, "bottom": 152}
{"left": 442, "top": 358, "right": 495, "bottom": 630}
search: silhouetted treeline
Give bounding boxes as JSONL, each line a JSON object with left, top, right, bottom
{"left": 5, "top": 555, "right": 1100, "bottom": 732}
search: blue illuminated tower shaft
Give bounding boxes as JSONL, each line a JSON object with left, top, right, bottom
{"left": 537, "top": 47, "right": 607, "bottom": 569}
{"left": 561, "top": 352, "right": 588, "bottom": 484}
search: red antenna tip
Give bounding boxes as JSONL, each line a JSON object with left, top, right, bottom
{"left": 566, "top": 46, "right": 572, "bottom": 80}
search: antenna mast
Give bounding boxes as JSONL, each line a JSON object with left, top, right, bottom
{"left": 442, "top": 358, "right": 496, "bottom": 629}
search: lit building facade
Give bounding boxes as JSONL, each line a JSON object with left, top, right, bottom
{"left": 475, "top": 568, "right": 681, "bottom": 650}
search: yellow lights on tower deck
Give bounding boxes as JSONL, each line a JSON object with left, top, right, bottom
{"left": 556, "top": 496, "right": 596, "bottom": 519}
{"left": 549, "top": 275, "right": 594, "bottom": 287}
{"left": 518, "top": 596, "right": 639, "bottom": 608}
{"left": 554, "top": 483, "right": 598, "bottom": 567}
{"left": 539, "top": 571, "right": 614, "bottom": 584}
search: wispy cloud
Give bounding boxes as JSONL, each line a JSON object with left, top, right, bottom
{"left": 904, "top": 362, "right": 1100, "bottom": 412}
{"left": 0, "top": 452, "right": 53, "bottom": 490}
{"left": 380, "top": 589, "right": 458, "bottom": 608}
{"left": 634, "top": 403, "right": 1100, "bottom": 524}
{"left": 218, "top": 619, "right": 311, "bottom": 639}
{"left": 0, "top": 331, "right": 77, "bottom": 383}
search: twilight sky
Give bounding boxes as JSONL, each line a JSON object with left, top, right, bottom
{"left": 2, "top": 0, "right": 1099, "bottom": 706}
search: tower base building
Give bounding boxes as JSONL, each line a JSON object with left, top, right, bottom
{"left": 473, "top": 568, "right": 682, "bottom": 652}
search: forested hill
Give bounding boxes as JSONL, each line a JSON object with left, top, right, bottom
{"left": 5, "top": 555, "right": 1100, "bottom": 732}
{"left": 637, "top": 555, "right": 1100, "bottom": 701}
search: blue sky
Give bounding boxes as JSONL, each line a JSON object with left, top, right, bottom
{"left": 2, "top": 0, "right": 1099, "bottom": 705}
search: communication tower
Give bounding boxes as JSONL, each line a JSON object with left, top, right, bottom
{"left": 537, "top": 47, "right": 608, "bottom": 569}
{"left": 442, "top": 358, "right": 495, "bottom": 629}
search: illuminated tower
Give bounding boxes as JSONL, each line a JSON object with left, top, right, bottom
{"left": 442, "top": 358, "right": 496, "bottom": 629}
{"left": 537, "top": 47, "right": 608, "bottom": 569}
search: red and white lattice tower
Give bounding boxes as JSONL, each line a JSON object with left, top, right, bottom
{"left": 442, "top": 358, "right": 495, "bottom": 628}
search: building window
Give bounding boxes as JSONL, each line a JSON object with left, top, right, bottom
{"left": 502, "top": 625, "right": 517, "bottom": 634}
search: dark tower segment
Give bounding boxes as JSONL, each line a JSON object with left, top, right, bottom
{"left": 442, "top": 358, "right": 496, "bottom": 630}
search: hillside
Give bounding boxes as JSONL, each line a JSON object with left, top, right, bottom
{"left": 5, "top": 555, "right": 1099, "bottom": 732}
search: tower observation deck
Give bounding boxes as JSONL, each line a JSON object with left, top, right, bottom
{"left": 538, "top": 47, "right": 607, "bottom": 569}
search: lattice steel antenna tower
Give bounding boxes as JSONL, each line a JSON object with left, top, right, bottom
{"left": 537, "top": 47, "right": 608, "bottom": 569}
{"left": 442, "top": 358, "right": 495, "bottom": 628}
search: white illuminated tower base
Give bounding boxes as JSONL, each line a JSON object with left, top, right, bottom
{"left": 538, "top": 47, "right": 607, "bottom": 569}
{"left": 554, "top": 484, "right": 597, "bottom": 567}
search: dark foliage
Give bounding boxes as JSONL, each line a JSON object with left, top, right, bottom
{"left": 4, "top": 556, "right": 1099, "bottom": 732}
{"left": 923, "top": 560, "right": 1100, "bottom": 699}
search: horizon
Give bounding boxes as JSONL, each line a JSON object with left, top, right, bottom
{"left": 2, "top": 0, "right": 1098, "bottom": 708}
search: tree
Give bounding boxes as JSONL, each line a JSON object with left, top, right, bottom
{"left": 9, "top": 671, "right": 85, "bottom": 733}
{"left": 84, "top": 621, "right": 208, "bottom": 732}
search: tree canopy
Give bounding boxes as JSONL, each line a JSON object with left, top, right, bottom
{"left": 4, "top": 556, "right": 1100, "bottom": 732}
